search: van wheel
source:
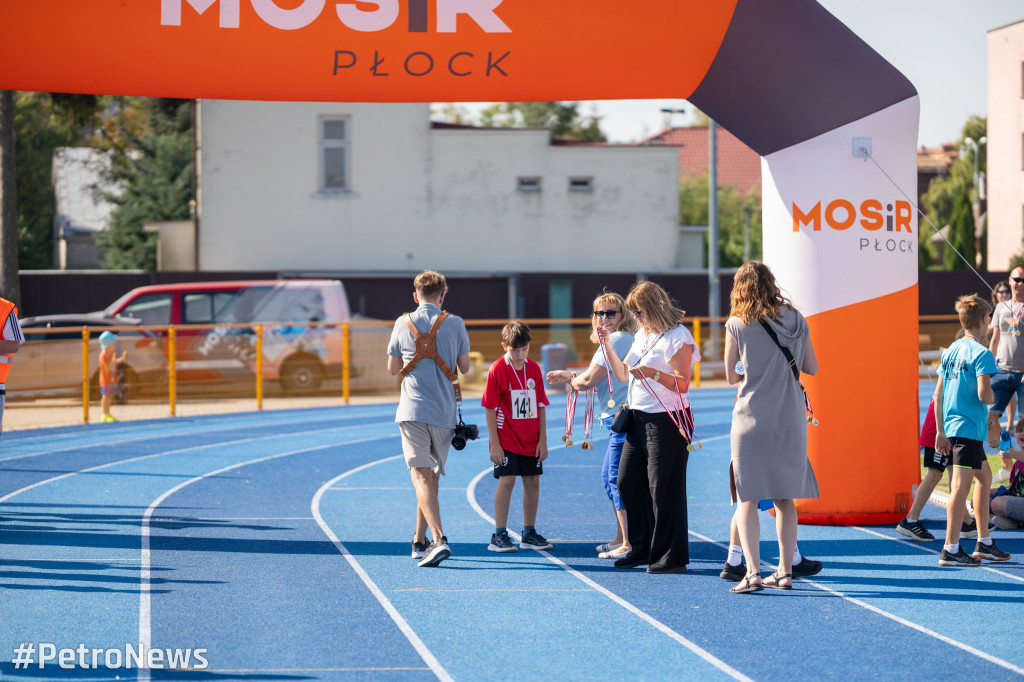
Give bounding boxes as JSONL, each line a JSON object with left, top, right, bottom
{"left": 281, "top": 357, "right": 324, "bottom": 394}
{"left": 116, "top": 367, "right": 140, "bottom": 405}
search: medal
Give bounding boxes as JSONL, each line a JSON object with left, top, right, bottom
{"left": 607, "top": 398, "right": 615, "bottom": 408}
{"left": 529, "top": 410, "right": 535, "bottom": 418}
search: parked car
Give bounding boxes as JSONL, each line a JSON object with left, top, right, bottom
{"left": 102, "top": 279, "right": 354, "bottom": 394}
{"left": 9, "top": 314, "right": 167, "bottom": 400}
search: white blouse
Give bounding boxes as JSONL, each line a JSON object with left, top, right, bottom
{"left": 624, "top": 324, "right": 700, "bottom": 413}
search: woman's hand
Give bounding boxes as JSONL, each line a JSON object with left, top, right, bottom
{"left": 546, "top": 370, "right": 571, "bottom": 386}
{"left": 629, "top": 365, "right": 656, "bottom": 381}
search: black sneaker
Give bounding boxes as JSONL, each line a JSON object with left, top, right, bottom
{"left": 791, "top": 557, "right": 823, "bottom": 578}
{"left": 973, "top": 539, "right": 1011, "bottom": 562}
{"left": 896, "top": 518, "right": 935, "bottom": 542}
{"left": 411, "top": 540, "right": 429, "bottom": 559}
{"left": 720, "top": 561, "right": 746, "bottom": 581}
{"left": 487, "top": 530, "right": 518, "bottom": 553}
{"left": 938, "top": 547, "right": 981, "bottom": 567}
{"left": 960, "top": 518, "right": 996, "bottom": 539}
{"left": 520, "top": 529, "right": 553, "bottom": 551}
{"left": 417, "top": 536, "right": 450, "bottom": 567}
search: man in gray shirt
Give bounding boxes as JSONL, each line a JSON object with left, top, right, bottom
{"left": 387, "top": 271, "right": 471, "bottom": 567}
{"left": 988, "top": 265, "right": 1024, "bottom": 477}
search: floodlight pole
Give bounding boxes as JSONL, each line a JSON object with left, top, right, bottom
{"left": 708, "top": 119, "right": 720, "bottom": 357}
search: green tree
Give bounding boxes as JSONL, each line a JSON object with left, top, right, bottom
{"left": 476, "top": 102, "right": 606, "bottom": 142}
{"left": 921, "top": 115, "right": 985, "bottom": 270}
{"left": 943, "top": 189, "right": 975, "bottom": 271}
{"left": 679, "top": 171, "right": 762, "bottom": 268}
{"left": 94, "top": 98, "right": 193, "bottom": 270}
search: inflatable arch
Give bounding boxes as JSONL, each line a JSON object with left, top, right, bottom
{"left": 1, "top": 0, "right": 920, "bottom": 524}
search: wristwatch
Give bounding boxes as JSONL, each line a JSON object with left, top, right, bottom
{"left": 652, "top": 370, "right": 661, "bottom": 382}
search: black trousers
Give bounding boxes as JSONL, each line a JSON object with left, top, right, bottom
{"left": 617, "top": 410, "right": 690, "bottom": 568}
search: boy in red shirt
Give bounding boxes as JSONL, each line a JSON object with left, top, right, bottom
{"left": 483, "top": 321, "right": 551, "bottom": 552}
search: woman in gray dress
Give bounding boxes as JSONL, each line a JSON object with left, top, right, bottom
{"left": 724, "top": 261, "right": 819, "bottom": 594}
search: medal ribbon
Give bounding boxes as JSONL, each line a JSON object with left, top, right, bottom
{"left": 1012, "top": 302, "right": 1024, "bottom": 334}
{"left": 597, "top": 331, "right": 615, "bottom": 404}
{"left": 583, "top": 385, "right": 596, "bottom": 446}
{"left": 564, "top": 372, "right": 578, "bottom": 444}
{"left": 636, "top": 370, "right": 692, "bottom": 441}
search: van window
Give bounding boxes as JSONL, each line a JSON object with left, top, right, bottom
{"left": 210, "top": 286, "right": 331, "bottom": 324}
{"left": 121, "top": 293, "right": 172, "bottom": 326}
{"left": 184, "top": 292, "right": 237, "bottom": 324}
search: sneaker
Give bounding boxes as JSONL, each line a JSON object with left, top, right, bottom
{"left": 417, "top": 536, "right": 450, "bottom": 567}
{"left": 960, "top": 518, "right": 996, "bottom": 539}
{"left": 720, "top": 561, "right": 746, "bottom": 581}
{"left": 791, "top": 557, "right": 823, "bottom": 578}
{"left": 487, "top": 531, "right": 518, "bottom": 553}
{"left": 411, "top": 540, "right": 429, "bottom": 559}
{"left": 973, "top": 539, "right": 1011, "bottom": 562}
{"left": 520, "top": 529, "right": 553, "bottom": 551}
{"left": 992, "top": 515, "right": 1024, "bottom": 530}
{"left": 993, "top": 467, "right": 1011, "bottom": 486}
{"left": 896, "top": 518, "right": 935, "bottom": 542}
{"left": 938, "top": 547, "right": 981, "bottom": 567}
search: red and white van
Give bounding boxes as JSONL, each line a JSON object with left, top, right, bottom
{"left": 103, "top": 280, "right": 352, "bottom": 393}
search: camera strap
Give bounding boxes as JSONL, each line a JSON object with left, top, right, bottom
{"left": 758, "top": 319, "right": 817, "bottom": 425}
{"left": 400, "top": 311, "right": 462, "bottom": 403}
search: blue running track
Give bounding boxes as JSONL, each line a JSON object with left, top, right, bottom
{"left": 0, "top": 382, "right": 1022, "bottom": 680}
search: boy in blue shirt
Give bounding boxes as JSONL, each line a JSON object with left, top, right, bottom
{"left": 935, "top": 294, "right": 1011, "bottom": 566}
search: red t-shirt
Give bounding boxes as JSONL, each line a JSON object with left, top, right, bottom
{"left": 482, "top": 356, "right": 549, "bottom": 457}
{"left": 919, "top": 398, "right": 937, "bottom": 449}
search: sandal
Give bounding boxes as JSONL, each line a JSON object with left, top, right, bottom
{"left": 729, "top": 574, "right": 763, "bottom": 594}
{"left": 763, "top": 571, "right": 793, "bottom": 590}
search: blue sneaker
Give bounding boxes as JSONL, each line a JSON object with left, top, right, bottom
{"left": 520, "top": 529, "right": 553, "bottom": 551}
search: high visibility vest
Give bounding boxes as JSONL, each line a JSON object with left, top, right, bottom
{"left": 0, "top": 298, "right": 17, "bottom": 384}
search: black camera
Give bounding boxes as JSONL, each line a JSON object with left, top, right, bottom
{"left": 451, "top": 420, "right": 479, "bottom": 451}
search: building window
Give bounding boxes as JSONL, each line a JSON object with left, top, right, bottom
{"left": 319, "top": 117, "right": 350, "bottom": 191}
{"left": 517, "top": 176, "right": 542, "bottom": 192}
{"left": 569, "top": 176, "right": 593, "bottom": 192}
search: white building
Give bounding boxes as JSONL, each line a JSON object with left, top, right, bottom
{"left": 194, "top": 101, "right": 680, "bottom": 273}
{"left": 51, "top": 147, "right": 120, "bottom": 269}
{"left": 987, "top": 18, "right": 1024, "bottom": 271}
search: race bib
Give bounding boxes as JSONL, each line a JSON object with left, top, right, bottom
{"left": 510, "top": 389, "right": 537, "bottom": 419}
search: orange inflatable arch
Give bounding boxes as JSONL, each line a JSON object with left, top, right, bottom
{"left": 0, "top": 0, "right": 921, "bottom": 524}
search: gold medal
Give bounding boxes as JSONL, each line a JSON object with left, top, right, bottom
{"left": 564, "top": 437, "right": 574, "bottom": 447}
{"left": 561, "top": 434, "right": 570, "bottom": 445}
{"left": 686, "top": 443, "right": 695, "bottom": 452}
{"left": 529, "top": 410, "right": 535, "bottom": 418}
{"left": 607, "top": 399, "right": 615, "bottom": 408}
{"left": 581, "top": 441, "right": 591, "bottom": 450}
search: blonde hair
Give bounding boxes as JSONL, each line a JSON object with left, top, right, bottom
{"left": 954, "top": 294, "right": 990, "bottom": 331}
{"left": 414, "top": 270, "right": 447, "bottom": 299}
{"left": 590, "top": 291, "right": 637, "bottom": 342}
{"left": 730, "top": 261, "right": 794, "bottom": 324}
{"left": 625, "top": 281, "right": 685, "bottom": 333}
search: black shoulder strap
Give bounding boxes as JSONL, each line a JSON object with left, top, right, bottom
{"left": 758, "top": 319, "right": 800, "bottom": 382}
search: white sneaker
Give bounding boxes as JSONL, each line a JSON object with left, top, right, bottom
{"left": 993, "top": 467, "right": 1011, "bottom": 486}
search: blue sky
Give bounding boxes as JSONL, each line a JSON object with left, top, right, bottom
{"left": 451, "top": 2, "right": 1023, "bottom": 147}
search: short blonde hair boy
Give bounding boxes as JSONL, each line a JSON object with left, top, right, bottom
{"left": 954, "top": 294, "right": 991, "bottom": 331}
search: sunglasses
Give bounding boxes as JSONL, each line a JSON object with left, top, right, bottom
{"left": 631, "top": 309, "right": 645, "bottom": 317}
{"left": 998, "top": 289, "right": 1011, "bottom": 296}
{"left": 594, "top": 310, "right": 619, "bottom": 319}
{"left": 1013, "top": 278, "right": 1024, "bottom": 283}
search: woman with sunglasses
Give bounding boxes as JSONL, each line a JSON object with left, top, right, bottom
{"left": 991, "top": 281, "right": 1016, "bottom": 484}
{"left": 600, "top": 281, "right": 700, "bottom": 574}
{"left": 547, "top": 292, "right": 637, "bottom": 559}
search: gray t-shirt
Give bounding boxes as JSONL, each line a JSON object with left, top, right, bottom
{"left": 388, "top": 303, "right": 470, "bottom": 428}
{"left": 993, "top": 300, "right": 1024, "bottom": 372}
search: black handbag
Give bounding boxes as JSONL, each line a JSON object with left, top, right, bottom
{"left": 610, "top": 403, "right": 633, "bottom": 433}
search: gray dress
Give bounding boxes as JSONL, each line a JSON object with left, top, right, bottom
{"left": 727, "top": 307, "right": 819, "bottom": 504}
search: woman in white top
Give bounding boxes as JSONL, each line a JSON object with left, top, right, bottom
{"left": 601, "top": 281, "right": 700, "bottom": 573}
{"left": 548, "top": 291, "right": 637, "bottom": 559}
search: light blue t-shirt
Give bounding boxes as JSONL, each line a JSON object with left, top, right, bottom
{"left": 388, "top": 304, "right": 470, "bottom": 428}
{"left": 939, "top": 336, "right": 997, "bottom": 441}
{"left": 591, "top": 331, "right": 634, "bottom": 419}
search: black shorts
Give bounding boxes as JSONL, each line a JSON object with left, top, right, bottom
{"left": 949, "top": 437, "right": 986, "bottom": 470}
{"left": 922, "top": 446, "right": 950, "bottom": 471}
{"left": 493, "top": 450, "right": 543, "bottom": 479}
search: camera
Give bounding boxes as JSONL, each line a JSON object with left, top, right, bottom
{"left": 451, "top": 420, "right": 479, "bottom": 451}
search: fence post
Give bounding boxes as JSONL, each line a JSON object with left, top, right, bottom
{"left": 342, "top": 322, "right": 350, "bottom": 405}
{"left": 256, "top": 323, "right": 263, "bottom": 410}
{"left": 692, "top": 318, "right": 702, "bottom": 388}
{"left": 82, "top": 328, "right": 90, "bottom": 424}
{"left": 168, "top": 326, "right": 177, "bottom": 417}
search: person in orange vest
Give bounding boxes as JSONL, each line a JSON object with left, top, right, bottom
{"left": 98, "top": 331, "right": 127, "bottom": 423}
{"left": 0, "top": 296, "right": 25, "bottom": 434}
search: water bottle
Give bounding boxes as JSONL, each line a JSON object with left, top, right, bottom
{"left": 999, "top": 430, "right": 1011, "bottom": 453}
{"left": 735, "top": 361, "right": 745, "bottom": 375}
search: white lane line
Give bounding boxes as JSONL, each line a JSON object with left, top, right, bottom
{"left": 465, "top": 465, "right": 753, "bottom": 682}
{"left": 313, "top": 456, "right": 454, "bottom": 682}
{"left": 852, "top": 525, "right": 1024, "bottom": 583}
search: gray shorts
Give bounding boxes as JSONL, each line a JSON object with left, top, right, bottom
{"left": 1005, "top": 495, "right": 1024, "bottom": 523}
{"left": 399, "top": 421, "right": 454, "bottom": 476}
